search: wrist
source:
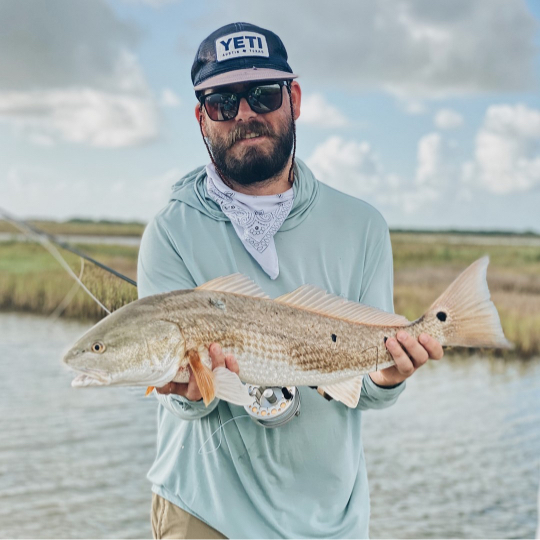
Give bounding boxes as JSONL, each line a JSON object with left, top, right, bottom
{"left": 369, "top": 372, "right": 404, "bottom": 389}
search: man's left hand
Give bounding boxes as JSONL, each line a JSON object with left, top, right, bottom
{"left": 369, "top": 331, "right": 444, "bottom": 387}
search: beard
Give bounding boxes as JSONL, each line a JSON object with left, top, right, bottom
{"left": 207, "top": 116, "right": 294, "bottom": 186}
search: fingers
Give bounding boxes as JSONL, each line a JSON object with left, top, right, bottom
{"left": 224, "top": 354, "right": 239, "bottom": 375}
{"left": 209, "top": 343, "right": 227, "bottom": 370}
{"left": 209, "top": 343, "right": 240, "bottom": 374}
{"left": 419, "top": 333, "right": 444, "bottom": 360}
{"left": 156, "top": 381, "right": 187, "bottom": 395}
{"left": 156, "top": 367, "right": 203, "bottom": 401}
{"left": 385, "top": 336, "right": 415, "bottom": 377}
{"left": 396, "top": 331, "right": 429, "bottom": 368}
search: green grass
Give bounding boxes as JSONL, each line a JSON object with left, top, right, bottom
{"left": 0, "top": 219, "right": 145, "bottom": 236}
{"left": 0, "top": 232, "right": 538, "bottom": 357}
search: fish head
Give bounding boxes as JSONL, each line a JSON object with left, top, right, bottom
{"left": 63, "top": 299, "right": 185, "bottom": 388}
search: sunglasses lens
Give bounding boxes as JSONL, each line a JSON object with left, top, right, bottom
{"left": 203, "top": 83, "right": 285, "bottom": 121}
{"left": 248, "top": 84, "right": 283, "bottom": 113}
{"left": 204, "top": 93, "right": 238, "bottom": 121}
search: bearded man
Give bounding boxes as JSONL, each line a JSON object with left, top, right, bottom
{"left": 138, "top": 22, "right": 443, "bottom": 540}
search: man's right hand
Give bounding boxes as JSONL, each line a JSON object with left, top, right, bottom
{"left": 156, "top": 343, "right": 239, "bottom": 401}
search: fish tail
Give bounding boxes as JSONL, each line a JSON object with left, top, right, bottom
{"left": 426, "top": 256, "right": 513, "bottom": 349}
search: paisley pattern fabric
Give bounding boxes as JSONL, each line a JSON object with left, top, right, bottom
{"left": 206, "top": 164, "right": 294, "bottom": 279}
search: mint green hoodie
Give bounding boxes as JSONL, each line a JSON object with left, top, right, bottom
{"left": 137, "top": 159, "right": 405, "bottom": 539}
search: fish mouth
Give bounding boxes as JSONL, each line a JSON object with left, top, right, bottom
{"left": 70, "top": 368, "right": 112, "bottom": 387}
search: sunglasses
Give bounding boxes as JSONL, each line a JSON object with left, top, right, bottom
{"left": 199, "top": 82, "right": 286, "bottom": 122}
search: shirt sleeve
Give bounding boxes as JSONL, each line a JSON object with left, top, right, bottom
{"left": 153, "top": 393, "right": 220, "bottom": 420}
{"left": 138, "top": 212, "right": 220, "bottom": 420}
{"left": 356, "top": 225, "right": 406, "bottom": 410}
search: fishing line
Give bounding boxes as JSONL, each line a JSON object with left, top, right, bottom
{"left": 0, "top": 209, "right": 111, "bottom": 314}
{"left": 198, "top": 414, "right": 252, "bottom": 455}
{"left": 0, "top": 208, "right": 137, "bottom": 287}
{"left": 49, "top": 258, "right": 85, "bottom": 320}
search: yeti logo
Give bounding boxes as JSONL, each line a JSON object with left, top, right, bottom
{"left": 215, "top": 32, "right": 269, "bottom": 62}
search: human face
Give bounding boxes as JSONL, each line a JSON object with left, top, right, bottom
{"left": 196, "top": 81, "right": 301, "bottom": 186}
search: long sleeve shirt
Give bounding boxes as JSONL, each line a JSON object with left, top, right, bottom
{"left": 137, "top": 159, "right": 405, "bottom": 539}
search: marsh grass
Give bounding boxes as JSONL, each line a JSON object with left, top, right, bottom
{"left": 0, "top": 232, "right": 538, "bottom": 357}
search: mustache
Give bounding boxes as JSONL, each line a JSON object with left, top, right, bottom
{"left": 227, "top": 121, "right": 274, "bottom": 146}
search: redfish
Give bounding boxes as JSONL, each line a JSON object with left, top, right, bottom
{"left": 63, "top": 257, "right": 511, "bottom": 408}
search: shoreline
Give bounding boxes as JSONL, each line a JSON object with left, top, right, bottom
{"left": 2, "top": 233, "right": 539, "bottom": 358}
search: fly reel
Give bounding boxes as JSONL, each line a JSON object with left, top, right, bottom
{"left": 244, "top": 385, "right": 301, "bottom": 428}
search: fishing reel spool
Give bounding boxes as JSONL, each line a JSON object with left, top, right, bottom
{"left": 244, "top": 385, "right": 301, "bottom": 428}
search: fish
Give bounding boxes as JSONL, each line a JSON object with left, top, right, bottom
{"left": 63, "top": 256, "right": 512, "bottom": 408}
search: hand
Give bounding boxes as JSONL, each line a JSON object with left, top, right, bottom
{"left": 369, "top": 331, "right": 444, "bottom": 387}
{"left": 156, "top": 343, "right": 239, "bottom": 401}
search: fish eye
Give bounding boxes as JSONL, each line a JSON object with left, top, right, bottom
{"left": 91, "top": 342, "right": 106, "bottom": 353}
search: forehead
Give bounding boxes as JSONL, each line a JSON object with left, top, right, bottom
{"left": 202, "top": 80, "right": 282, "bottom": 96}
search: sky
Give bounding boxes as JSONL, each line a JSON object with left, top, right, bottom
{"left": 1, "top": 0, "right": 539, "bottom": 232}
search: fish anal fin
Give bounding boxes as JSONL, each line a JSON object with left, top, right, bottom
{"left": 276, "top": 285, "right": 409, "bottom": 326}
{"left": 187, "top": 349, "right": 215, "bottom": 406}
{"left": 196, "top": 274, "right": 270, "bottom": 299}
{"left": 213, "top": 367, "right": 253, "bottom": 406}
{"left": 319, "top": 376, "right": 364, "bottom": 408}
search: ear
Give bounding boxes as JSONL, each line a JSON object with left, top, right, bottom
{"left": 195, "top": 103, "right": 207, "bottom": 137}
{"left": 289, "top": 81, "right": 301, "bottom": 121}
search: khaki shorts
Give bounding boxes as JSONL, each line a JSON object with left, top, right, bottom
{"left": 151, "top": 493, "right": 227, "bottom": 539}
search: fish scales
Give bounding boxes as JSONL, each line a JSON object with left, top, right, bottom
{"left": 158, "top": 289, "right": 405, "bottom": 386}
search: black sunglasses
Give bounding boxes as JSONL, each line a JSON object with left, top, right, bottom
{"left": 199, "top": 82, "right": 286, "bottom": 122}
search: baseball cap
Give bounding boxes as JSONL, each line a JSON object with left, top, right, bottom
{"left": 191, "top": 22, "right": 298, "bottom": 92}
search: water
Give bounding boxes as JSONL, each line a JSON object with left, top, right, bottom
{"left": 1, "top": 313, "right": 539, "bottom": 539}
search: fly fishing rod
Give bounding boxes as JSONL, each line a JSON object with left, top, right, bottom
{"left": 0, "top": 208, "right": 137, "bottom": 287}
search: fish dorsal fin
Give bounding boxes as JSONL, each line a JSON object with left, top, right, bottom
{"left": 319, "top": 376, "right": 364, "bottom": 408}
{"left": 196, "top": 274, "right": 270, "bottom": 299}
{"left": 275, "top": 285, "right": 409, "bottom": 326}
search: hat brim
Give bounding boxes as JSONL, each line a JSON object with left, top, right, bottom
{"left": 194, "top": 68, "right": 298, "bottom": 92}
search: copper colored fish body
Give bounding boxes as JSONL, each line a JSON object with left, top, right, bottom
{"left": 63, "top": 257, "right": 512, "bottom": 408}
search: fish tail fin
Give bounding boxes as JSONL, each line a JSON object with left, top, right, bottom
{"left": 426, "top": 256, "right": 512, "bottom": 349}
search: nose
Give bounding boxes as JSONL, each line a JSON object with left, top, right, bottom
{"left": 235, "top": 97, "right": 257, "bottom": 121}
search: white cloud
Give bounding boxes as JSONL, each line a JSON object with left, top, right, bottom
{"left": 0, "top": 89, "right": 158, "bottom": 148}
{"left": 463, "top": 104, "right": 540, "bottom": 194}
{"left": 434, "top": 108, "right": 464, "bottom": 129}
{"left": 306, "top": 131, "right": 463, "bottom": 216}
{"left": 200, "top": 0, "right": 538, "bottom": 99}
{"left": 306, "top": 136, "right": 387, "bottom": 197}
{"left": 298, "top": 94, "right": 349, "bottom": 128}
{"left": 4, "top": 165, "right": 182, "bottom": 221}
{"left": 416, "top": 132, "right": 443, "bottom": 186}
{"left": 0, "top": 0, "right": 158, "bottom": 147}
{"left": 161, "top": 88, "right": 182, "bottom": 108}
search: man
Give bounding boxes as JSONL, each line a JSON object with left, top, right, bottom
{"left": 138, "top": 22, "right": 443, "bottom": 539}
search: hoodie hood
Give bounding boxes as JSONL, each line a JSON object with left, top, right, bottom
{"left": 169, "top": 158, "right": 320, "bottom": 231}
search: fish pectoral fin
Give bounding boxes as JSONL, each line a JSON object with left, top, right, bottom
{"left": 145, "top": 386, "right": 155, "bottom": 397}
{"left": 319, "top": 376, "right": 364, "bottom": 408}
{"left": 187, "top": 349, "right": 215, "bottom": 406}
{"left": 213, "top": 367, "right": 253, "bottom": 407}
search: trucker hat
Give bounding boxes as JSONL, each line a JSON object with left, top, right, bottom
{"left": 191, "top": 22, "right": 298, "bottom": 92}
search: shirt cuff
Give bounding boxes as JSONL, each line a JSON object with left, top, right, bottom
{"left": 363, "top": 373, "right": 405, "bottom": 401}
{"left": 169, "top": 393, "right": 219, "bottom": 412}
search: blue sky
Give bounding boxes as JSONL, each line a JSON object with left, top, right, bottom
{"left": 1, "top": 0, "right": 539, "bottom": 231}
